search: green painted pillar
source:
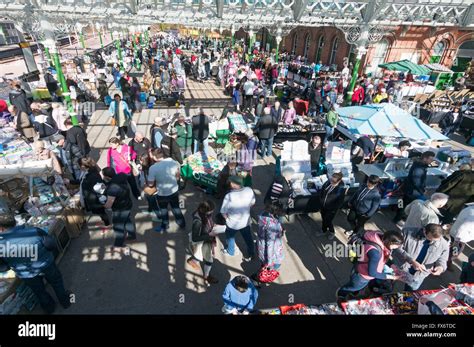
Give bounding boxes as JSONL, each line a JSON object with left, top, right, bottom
{"left": 52, "top": 51, "right": 77, "bottom": 125}
{"left": 115, "top": 38, "right": 124, "bottom": 71}
{"left": 99, "top": 30, "right": 103, "bottom": 48}
{"left": 346, "top": 47, "right": 365, "bottom": 102}
{"left": 275, "top": 38, "right": 281, "bottom": 63}
{"left": 144, "top": 30, "right": 149, "bottom": 45}
{"left": 44, "top": 46, "right": 52, "bottom": 67}
{"left": 80, "top": 32, "right": 86, "bottom": 49}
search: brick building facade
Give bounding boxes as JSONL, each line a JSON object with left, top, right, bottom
{"left": 281, "top": 25, "right": 474, "bottom": 76}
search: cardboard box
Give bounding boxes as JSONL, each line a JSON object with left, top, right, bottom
{"left": 63, "top": 207, "right": 85, "bottom": 238}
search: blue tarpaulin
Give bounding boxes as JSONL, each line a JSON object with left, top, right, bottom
{"left": 337, "top": 104, "right": 448, "bottom": 140}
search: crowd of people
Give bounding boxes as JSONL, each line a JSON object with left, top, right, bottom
{"left": 0, "top": 31, "right": 472, "bottom": 315}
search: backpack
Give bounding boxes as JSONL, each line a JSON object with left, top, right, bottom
{"left": 348, "top": 232, "right": 382, "bottom": 264}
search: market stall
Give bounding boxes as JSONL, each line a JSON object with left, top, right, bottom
{"left": 180, "top": 151, "right": 225, "bottom": 192}
{"left": 273, "top": 115, "right": 326, "bottom": 144}
{"left": 336, "top": 103, "right": 464, "bottom": 206}
{"left": 0, "top": 125, "right": 85, "bottom": 314}
{"left": 417, "top": 89, "right": 474, "bottom": 125}
{"left": 258, "top": 283, "right": 474, "bottom": 315}
{"left": 275, "top": 140, "right": 358, "bottom": 215}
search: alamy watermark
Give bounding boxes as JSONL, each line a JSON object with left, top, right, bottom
{"left": 0, "top": 242, "right": 38, "bottom": 261}
{"left": 322, "top": 241, "right": 364, "bottom": 259}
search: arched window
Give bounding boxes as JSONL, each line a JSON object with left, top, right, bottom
{"left": 368, "top": 39, "right": 389, "bottom": 75}
{"left": 292, "top": 33, "right": 298, "bottom": 55}
{"left": 315, "top": 35, "right": 325, "bottom": 63}
{"left": 431, "top": 40, "right": 446, "bottom": 63}
{"left": 329, "top": 37, "right": 339, "bottom": 65}
{"left": 303, "top": 34, "right": 311, "bottom": 60}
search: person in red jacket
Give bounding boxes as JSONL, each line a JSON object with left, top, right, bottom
{"left": 351, "top": 83, "right": 365, "bottom": 106}
{"left": 337, "top": 230, "right": 403, "bottom": 298}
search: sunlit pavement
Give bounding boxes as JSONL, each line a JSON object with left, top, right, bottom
{"left": 46, "top": 77, "right": 474, "bottom": 314}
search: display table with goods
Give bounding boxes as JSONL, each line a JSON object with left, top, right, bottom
{"left": 180, "top": 151, "right": 225, "bottom": 192}
{"left": 227, "top": 112, "right": 251, "bottom": 133}
{"left": 273, "top": 117, "right": 326, "bottom": 144}
{"left": 276, "top": 140, "right": 321, "bottom": 214}
{"left": 0, "top": 156, "right": 83, "bottom": 316}
{"left": 418, "top": 89, "right": 474, "bottom": 125}
{"left": 400, "top": 83, "right": 436, "bottom": 98}
{"left": 325, "top": 140, "right": 360, "bottom": 191}
{"left": 276, "top": 140, "right": 356, "bottom": 214}
{"left": 358, "top": 146, "right": 471, "bottom": 207}
{"left": 258, "top": 284, "right": 474, "bottom": 315}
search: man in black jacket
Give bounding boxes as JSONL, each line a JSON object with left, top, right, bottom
{"left": 394, "top": 151, "right": 436, "bottom": 224}
{"left": 64, "top": 118, "right": 90, "bottom": 157}
{"left": 405, "top": 151, "right": 435, "bottom": 202}
{"left": 9, "top": 81, "right": 32, "bottom": 115}
{"left": 161, "top": 128, "right": 183, "bottom": 165}
{"left": 346, "top": 175, "right": 381, "bottom": 236}
{"left": 270, "top": 101, "right": 283, "bottom": 122}
{"left": 102, "top": 167, "right": 136, "bottom": 250}
{"left": 308, "top": 135, "right": 323, "bottom": 176}
{"left": 264, "top": 167, "right": 295, "bottom": 213}
{"left": 255, "top": 107, "right": 278, "bottom": 158}
{"left": 192, "top": 108, "right": 210, "bottom": 155}
{"left": 319, "top": 172, "right": 346, "bottom": 240}
{"left": 44, "top": 70, "right": 59, "bottom": 101}
{"left": 129, "top": 131, "right": 152, "bottom": 162}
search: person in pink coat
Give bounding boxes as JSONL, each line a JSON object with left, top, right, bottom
{"left": 106, "top": 137, "right": 140, "bottom": 199}
{"left": 283, "top": 101, "right": 297, "bottom": 125}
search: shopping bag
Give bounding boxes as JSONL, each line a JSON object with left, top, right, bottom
{"left": 256, "top": 265, "right": 280, "bottom": 283}
{"left": 110, "top": 118, "right": 116, "bottom": 126}
{"left": 418, "top": 289, "right": 455, "bottom": 315}
{"left": 188, "top": 233, "right": 204, "bottom": 262}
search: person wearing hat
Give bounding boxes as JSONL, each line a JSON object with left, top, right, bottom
{"left": 220, "top": 175, "right": 256, "bottom": 259}
{"left": 0, "top": 201, "right": 71, "bottom": 314}
{"left": 8, "top": 81, "right": 32, "bottom": 116}
{"left": 174, "top": 113, "right": 193, "bottom": 158}
{"left": 150, "top": 116, "right": 166, "bottom": 149}
{"left": 161, "top": 127, "right": 183, "bottom": 165}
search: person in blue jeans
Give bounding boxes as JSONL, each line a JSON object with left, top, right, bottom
{"left": 337, "top": 230, "right": 403, "bottom": 299}
{"left": 0, "top": 205, "right": 71, "bottom": 314}
{"left": 221, "top": 176, "right": 256, "bottom": 260}
{"left": 103, "top": 167, "right": 137, "bottom": 249}
{"left": 147, "top": 149, "right": 186, "bottom": 232}
{"left": 255, "top": 107, "right": 278, "bottom": 158}
{"left": 222, "top": 275, "right": 259, "bottom": 314}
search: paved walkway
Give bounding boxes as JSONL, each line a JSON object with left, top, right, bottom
{"left": 43, "top": 76, "right": 474, "bottom": 314}
{"left": 2, "top": 35, "right": 114, "bottom": 78}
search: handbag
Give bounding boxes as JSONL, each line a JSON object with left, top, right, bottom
{"left": 257, "top": 265, "right": 280, "bottom": 283}
{"left": 143, "top": 185, "right": 157, "bottom": 196}
{"left": 256, "top": 223, "right": 280, "bottom": 283}
{"left": 110, "top": 117, "right": 116, "bottom": 126}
